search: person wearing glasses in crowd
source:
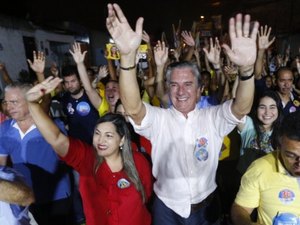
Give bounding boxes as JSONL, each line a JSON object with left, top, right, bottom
{"left": 231, "top": 110, "right": 300, "bottom": 225}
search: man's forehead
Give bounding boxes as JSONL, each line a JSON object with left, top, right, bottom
{"left": 64, "top": 74, "right": 78, "bottom": 81}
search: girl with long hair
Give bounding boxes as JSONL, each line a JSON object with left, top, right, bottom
{"left": 237, "top": 90, "right": 283, "bottom": 174}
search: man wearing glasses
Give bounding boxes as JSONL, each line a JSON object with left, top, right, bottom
{"left": 231, "top": 111, "right": 300, "bottom": 225}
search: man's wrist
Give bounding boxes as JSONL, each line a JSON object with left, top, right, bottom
{"left": 239, "top": 66, "right": 254, "bottom": 77}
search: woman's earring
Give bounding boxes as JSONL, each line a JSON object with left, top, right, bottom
{"left": 120, "top": 145, "right": 123, "bottom": 150}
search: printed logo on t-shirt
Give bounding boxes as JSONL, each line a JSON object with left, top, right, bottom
{"left": 273, "top": 212, "right": 300, "bottom": 225}
{"left": 278, "top": 189, "right": 295, "bottom": 204}
{"left": 194, "top": 137, "right": 208, "bottom": 161}
{"left": 117, "top": 178, "right": 130, "bottom": 189}
{"left": 67, "top": 103, "right": 75, "bottom": 115}
{"left": 76, "top": 102, "right": 91, "bottom": 116}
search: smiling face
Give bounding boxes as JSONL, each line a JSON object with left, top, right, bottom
{"left": 93, "top": 121, "right": 124, "bottom": 159}
{"left": 169, "top": 67, "right": 201, "bottom": 117}
{"left": 257, "top": 96, "right": 279, "bottom": 130}
{"left": 105, "top": 81, "right": 120, "bottom": 109}
{"left": 279, "top": 136, "right": 300, "bottom": 177}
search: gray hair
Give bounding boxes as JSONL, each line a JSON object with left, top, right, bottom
{"left": 165, "top": 61, "right": 201, "bottom": 87}
{"left": 4, "top": 82, "right": 33, "bottom": 96}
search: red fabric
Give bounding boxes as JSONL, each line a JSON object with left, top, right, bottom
{"left": 131, "top": 136, "right": 152, "bottom": 156}
{"left": 61, "top": 138, "right": 153, "bottom": 225}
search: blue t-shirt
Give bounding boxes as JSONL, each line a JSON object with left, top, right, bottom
{"left": 0, "top": 119, "right": 71, "bottom": 204}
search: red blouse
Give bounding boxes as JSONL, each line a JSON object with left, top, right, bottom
{"left": 61, "top": 138, "right": 153, "bottom": 225}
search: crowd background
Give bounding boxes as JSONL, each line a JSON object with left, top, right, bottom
{"left": 0, "top": 2, "right": 300, "bottom": 225}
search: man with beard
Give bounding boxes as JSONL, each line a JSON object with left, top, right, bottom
{"left": 60, "top": 65, "right": 99, "bottom": 145}
{"left": 231, "top": 110, "right": 300, "bottom": 225}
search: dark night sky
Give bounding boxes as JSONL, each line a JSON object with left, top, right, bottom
{"left": 1, "top": 0, "right": 300, "bottom": 39}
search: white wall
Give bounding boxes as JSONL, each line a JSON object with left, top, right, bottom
{"left": 0, "top": 27, "right": 28, "bottom": 81}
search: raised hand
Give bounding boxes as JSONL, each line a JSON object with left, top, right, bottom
{"left": 154, "top": 41, "right": 169, "bottom": 67}
{"left": 97, "top": 65, "right": 109, "bottom": 80}
{"left": 50, "top": 62, "right": 59, "bottom": 76}
{"left": 69, "top": 42, "right": 87, "bottom": 64}
{"left": 222, "top": 14, "right": 259, "bottom": 71}
{"left": 106, "top": 3, "right": 143, "bottom": 56}
{"left": 142, "top": 30, "right": 150, "bottom": 44}
{"left": 203, "top": 37, "right": 221, "bottom": 67}
{"left": 27, "top": 51, "right": 45, "bottom": 74}
{"left": 258, "top": 25, "right": 275, "bottom": 50}
{"left": 181, "top": 31, "right": 195, "bottom": 47}
{"left": 26, "top": 76, "right": 62, "bottom": 103}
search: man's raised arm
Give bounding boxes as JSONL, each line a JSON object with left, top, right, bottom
{"left": 222, "top": 14, "right": 259, "bottom": 119}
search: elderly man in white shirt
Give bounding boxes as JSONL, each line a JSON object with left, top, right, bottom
{"left": 106, "top": 3, "right": 259, "bottom": 225}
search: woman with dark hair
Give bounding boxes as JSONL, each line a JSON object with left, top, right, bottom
{"left": 114, "top": 99, "right": 152, "bottom": 158}
{"left": 25, "top": 77, "right": 153, "bottom": 225}
{"left": 237, "top": 90, "right": 283, "bottom": 174}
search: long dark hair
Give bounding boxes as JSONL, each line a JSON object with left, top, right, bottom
{"left": 93, "top": 113, "right": 146, "bottom": 202}
{"left": 251, "top": 90, "right": 283, "bottom": 150}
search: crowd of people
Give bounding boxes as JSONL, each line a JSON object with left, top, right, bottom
{"left": 0, "top": 3, "right": 299, "bottom": 225}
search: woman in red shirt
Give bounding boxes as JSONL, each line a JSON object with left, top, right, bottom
{"left": 25, "top": 77, "right": 153, "bottom": 225}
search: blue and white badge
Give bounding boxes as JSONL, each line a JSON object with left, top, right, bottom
{"left": 273, "top": 212, "right": 300, "bottom": 225}
{"left": 194, "top": 137, "right": 209, "bottom": 161}
{"left": 278, "top": 189, "right": 295, "bottom": 204}
{"left": 117, "top": 178, "right": 130, "bottom": 189}
{"left": 76, "top": 102, "right": 91, "bottom": 116}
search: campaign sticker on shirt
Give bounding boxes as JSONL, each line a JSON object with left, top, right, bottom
{"left": 278, "top": 189, "right": 295, "bottom": 204}
{"left": 293, "top": 100, "right": 300, "bottom": 107}
{"left": 194, "top": 148, "right": 209, "bottom": 161}
{"left": 194, "top": 137, "right": 209, "bottom": 161}
{"left": 289, "top": 106, "right": 297, "bottom": 113}
{"left": 273, "top": 212, "right": 300, "bottom": 225}
{"left": 76, "top": 102, "right": 91, "bottom": 116}
{"left": 67, "top": 103, "right": 75, "bottom": 115}
{"left": 117, "top": 178, "right": 131, "bottom": 189}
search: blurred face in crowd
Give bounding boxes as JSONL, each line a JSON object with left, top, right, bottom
{"left": 105, "top": 81, "right": 120, "bottom": 109}
{"left": 3, "top": 87, "right": 30, "bottom": 122}
{"left": 169, "top": 67, "right": 201, "bottom": 117}
{"left": 93, "top": 121, "right": 124, "bottom": 159}
{"left": 276, "top": 70, "right": 293, "bottom": 96}
{"left": 63, "top": 74, "right": 82, "bottom": 95}
{"left": 265, "top": 76, "right": 273, "bottom": 89}
{"left": 257, "top": 96, "right": 278, "bottom": 131}
{"left": 279, "top": 135, "right": 300, "bottom": 177}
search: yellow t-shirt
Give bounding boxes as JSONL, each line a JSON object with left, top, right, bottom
{"left": 235, "top": 152, "right": 300, "bottom": 225}
{"left": 96, "top": 82, "right": 109, "bottom": 116}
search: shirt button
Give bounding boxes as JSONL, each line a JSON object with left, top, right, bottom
{"left": 106, "top": 210, "right": 111, "bottom": 215}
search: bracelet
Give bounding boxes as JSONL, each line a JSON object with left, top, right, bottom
{"left": 239, "top": 73, "right": 254, "bottom": 81}
{"left": 119, "top": 65, "right": 136, "bottom": 70}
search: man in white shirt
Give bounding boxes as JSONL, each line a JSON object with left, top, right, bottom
{"left": 106, "top": 3, "right": 259, "bottom": 225}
